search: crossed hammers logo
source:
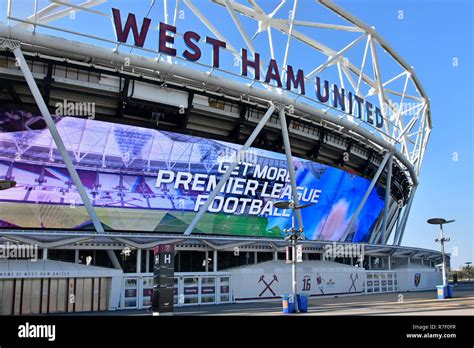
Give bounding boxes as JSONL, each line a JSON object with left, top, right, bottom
{"left": 349, "top": 273, "right": 358, "bottom": 292}
{"left": 258, "top": 274, "right": 279, "bottom": 297}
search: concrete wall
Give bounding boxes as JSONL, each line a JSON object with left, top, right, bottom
{"left": 228, "top": 260, "right": 365, "bottom": 301}
{"left": 395, "top": 264, "right": 442, "bottom": 291}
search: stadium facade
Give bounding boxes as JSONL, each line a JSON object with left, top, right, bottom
{"left": 0, "top": 0, "right": 445, "bottom": 314}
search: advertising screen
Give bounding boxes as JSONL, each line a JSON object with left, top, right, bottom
{"left": 0, "top": 111, "right": 385, "bottom": 242}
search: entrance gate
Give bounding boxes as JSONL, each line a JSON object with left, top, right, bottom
{"left": 364, "top": 271, "right": 398, "bottom": 293}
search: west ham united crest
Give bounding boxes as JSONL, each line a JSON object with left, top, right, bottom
{"left": 414, "top": 273, "right": 421, "bottom": 287}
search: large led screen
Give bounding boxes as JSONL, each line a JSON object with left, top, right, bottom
{"left": 0, "top": 111, "right": 385, "bottom": 242}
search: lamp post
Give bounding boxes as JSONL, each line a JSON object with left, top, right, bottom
{"left": 465, "top": 262, "right": 472, "bottom": 283}
{"left": 273, "top": 200, "right": 312, "bottom": 310}
{"left": 427, "top": 218, "right": 454, "bottom": 287}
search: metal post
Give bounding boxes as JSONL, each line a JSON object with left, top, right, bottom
{"left": 384, "top": 200, "right": 400, "bottom": 244}
{"left": 440, "top": 225, "right": 447, "bottom": 286}
{"left": 107, "top": 249, "right": 122, "bottom": 270}
{"left": 278, "top": 108, "right": 303, "bottom": 230}
{"left": 145, "top": 250, "right": 150, "bottom": 273}
{"left": 136, "top": 248, "right": 142, "bottom": 274}
{"left": 184, "top": 104, "right": 276, "bottom": 235}
{"left": 10, "top": 44, "right": 104, "bottom": 234}
{"left": 342, "top": 152, "right": 391, "bottom": 241}
{"left": 205, "top": 250, "right": 209, "bottom": 272}
{"left": 395, "top": 185, "right": 417, "bottom": 245}
{"left": 291, "top": 236, "right": 296, "bottom": 301}
{"left": 381, "top": 153, "right": 393, "bottom": 244}
{"left": 42, "top": 248, "right": 48, "bottom": 260}
{"left": 213, "top": 249, "right": 218, "bottom": 272}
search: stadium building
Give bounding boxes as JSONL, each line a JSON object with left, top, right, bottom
{"left": 0, "top": 0, "right": 446, "bottom": 314}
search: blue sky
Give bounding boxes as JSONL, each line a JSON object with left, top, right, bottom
{"left": 1, "top": 0, "right": 472, "bottom": 268}
{"left": 336, "top": 0, "right": 473, "bottom": 269}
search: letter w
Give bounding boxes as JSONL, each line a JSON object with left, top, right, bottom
{"left": 111, "top": 8, "right": 151, "bottom": 48}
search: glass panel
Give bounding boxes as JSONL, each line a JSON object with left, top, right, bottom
{"left": 173, "top": 277, "right": 179, "bottom": 305}
{"left": 201, "top": 277, "right": 216, "bottom": 303}
{"left": 373, "top": 279, "right": 380, "bottom": 292}
{"left": 219, "top": 276, "right": 230, "bottom": 302}
{"left": 124, "top": 278, "right": 138, "bottom": 308}
{"left": 183, "top": 277, "right": 199, "bottom": 304}
{"left": 142, "top": 277, "right": 153, "bottom": 307}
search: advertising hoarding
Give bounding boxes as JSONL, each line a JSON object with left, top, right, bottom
{"left": 0, "top": 112, "right": 384, "bottom": 241}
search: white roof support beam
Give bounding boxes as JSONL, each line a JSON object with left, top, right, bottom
{"left": 5, "top": 41, "right": 105, "bottom": 234}
{"left": 382, "top": 71, "right": 408, "bottom": 88}
{"left": 163, "top": 0, "right": 169, "bottom": 24}
{"left": 3, "top": 235, "right": 92, "bottom": 248}
{"left": 384, "top": 89, "right": 424, "bottom": 102}
{"left": 269, "top": 0, "right": 286, "bottom": 17}
{"left": 306, "top": 33, "right": 366, "bottom": 79}
{"left": 183, "top": 0, "right": 241, "bottom": 62}
{"left": 282, "top": 0, "right": 298, "bottom": 71}
{"left": 369, "top": 37, "right": 391, "bottom": 140}
{"left": 184, "top": 103, "right": 276, "bottom": 235}
{"left": 19, "top": 0, "right": 107, "bottom": 27}
{"left": 48, "top": 1, "right": 108, "bottom": 17}
{"left": 391, "top": 72, "right": 410, "bottom": 140}
{"left": 221, "top": 0, "right": 271, "bottom": 87}
{"left": 223, "top": 0, "right": 256, "bottom": 53}
{"left": 201, "top": 239, "right": 256, "bottom": 251}
{"left": 412, "top": 105, "right": 427, "bottom": 167}
{"left": 113, "top": 237, "right": 184, "bottom": 249}
{"left": 290, "top": 20, "right": 363, "bottom": 32}
{"left": 396, "top": 103, "right": 425, "bottom": 143}
{"left": 217, "top": 241, "right": 257, "bottom": 251}
{"left": 172, "top": 0, "right": 181, "bottom": 27}
{"left": 356, "top": 35, "right": 371, "bottom": 95}
{"left": 341, "top": 64, "right": 358, "bottom": 92}
{"left": 45, "top": 237, "right": 93, "bottom": 248}
{"left": 267, "top": 26, "right": 275, "bottom": 60}
{"left": 341, "top": 152, "right": 391, "bottom": 241}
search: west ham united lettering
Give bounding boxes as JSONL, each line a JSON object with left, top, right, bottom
{"left": 111, "top": 8, "right": 384, "bottom": 129}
